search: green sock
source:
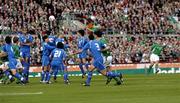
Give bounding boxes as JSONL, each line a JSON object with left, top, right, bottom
{"left": 148, "top": 64, "right": 154, "bottom": 73}
{"left": 155, "top": 64, "right": 159, "bottom": 73}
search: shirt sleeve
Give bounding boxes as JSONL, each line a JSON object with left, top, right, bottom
{"left": 50, "top": 49, "right": 55, "bottom": 58}
{"left": 29, "top": 35, "right": 34, "bottom": 42}
{"left": 19, "top": 36, "right": 25, "bottom": 43}
{"left": 100, "top": 41, "right": 106, "bottom": 49}
{"left": 63, "top": 51, "right": 67, "bottom": 60}
{"left": 2, "top": 45, "right": 7, "bottom": 52}
{"left": 82, "top": 42, "right": 90, "bottom": 52}
{"left": 44, "top": 43, "right": 55, "bottom": 50}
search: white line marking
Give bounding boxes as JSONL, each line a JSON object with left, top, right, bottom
{"left": 0, "top": 92, "right": 43, "bottom": 96}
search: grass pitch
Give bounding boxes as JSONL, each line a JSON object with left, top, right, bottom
{"left": 0, "top": 74, "right": 180, "bottom": 103}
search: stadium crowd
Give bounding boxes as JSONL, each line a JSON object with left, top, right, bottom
{"left": 0, "top": 0, "right": 179, "bottom": 65}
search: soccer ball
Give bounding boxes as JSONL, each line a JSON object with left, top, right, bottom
{"left": 49, "top": 15, "right": 55, "bottom": 21}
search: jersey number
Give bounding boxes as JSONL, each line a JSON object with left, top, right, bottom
{"left": 95, "top": 43, "right": 100, "bottom": 51}
{"left": 54, "top": 50, "right": 61, "bottom": 57}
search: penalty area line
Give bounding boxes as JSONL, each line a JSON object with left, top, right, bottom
{"left": 0, "top": 92, "right": 43, "bottom": 96}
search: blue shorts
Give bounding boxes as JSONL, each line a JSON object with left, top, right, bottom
{"left": 42, "top": 56, "right": 50, "bottom": 66}
{"left": 93, "top": 57, "right": 105, "bottom": 71}
{"left": 78, "top": 51, "right": 87, "bottom": 59}
{"left": 8, "top": 59, "right": 17, "bottom": 70}
{"left": 20, "top": 51, "right": 31, "bottom": 58}
{"left": 51, "top": 63, "right": 65, "bottom": 72}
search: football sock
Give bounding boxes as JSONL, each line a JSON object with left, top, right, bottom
{"left": 14, "top": 72, "right": 24, "bottom": 81}
{"left": 63, "top": 72, "right": 68, "bottom": 81}
{"left": 79, "top": 63, "right": 85, "bottom": 75}
{"left": 41, "top": 71, "right": 45, "bottom": 81}
{"left": 45, "top": 71, "right": 50, "bottom": 82}
{"left": 86, "top": 71, "right": 93, "bottom": 85}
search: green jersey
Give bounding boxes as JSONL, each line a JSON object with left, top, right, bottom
{"left": 100, "top": 38, "right": 111, "bottom": 57}
{"left": 12, "top": 45, "right": 20, "bottom": 59}
{"left": 151, "top": 43, "right": 165, "bottom": 56}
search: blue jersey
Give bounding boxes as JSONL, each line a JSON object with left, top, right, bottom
{"left": 51, "top": 48, "right": 66, "bottom": 65}
{"left": 78, "top": 36, "right": 88, "bottom": 49}
{"left": 19, "top": 34, "right": 33, "bottom": 52}
{"left": 82, "top": 40, "right": 105, "bottom": 60}
{"left": 2, "top": 44, "right": 17, "bottom": 69}
{"left": 42, "top": 42, "right": 55, "bottom": 56}
{"left": 48, "top": 35, "right": 57, "bottom": 46}
{"left": 2, "top": 44, "right": 16, "bottom": 61}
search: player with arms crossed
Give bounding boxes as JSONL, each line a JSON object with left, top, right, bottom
{"left": 50, "top": 42, "right": 70, "bottom": 84}
{"left": 41, "top": 35, "right": 55, "bottom": 84}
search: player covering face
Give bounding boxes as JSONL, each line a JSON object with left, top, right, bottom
{"left": 41, "top": 35, "right": 55, "bottom": 84}
{"left": 50, "top": 42, "right": 70, "bottom": 84}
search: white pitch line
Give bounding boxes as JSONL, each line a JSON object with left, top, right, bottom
{"left": 0, "top": 92, "right": 43, "bottom": 96}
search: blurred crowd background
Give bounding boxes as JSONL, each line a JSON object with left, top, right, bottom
{"left": 0, "top": 0, "right": 179, "bottom": 65}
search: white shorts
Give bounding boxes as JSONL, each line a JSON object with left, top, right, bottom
{"left": 0, "top": 62, "right": 9, "bottom": 69}
{"left": 103, "top": 56, "right": 113, "bottom": 66}
{"left": 16, "top": 59, "right": 23, "bottom": 69}
{"left": 150, "top": 54, "right": 159, "bottom": 62}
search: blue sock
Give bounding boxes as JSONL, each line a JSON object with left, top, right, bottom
{"left": 86, "top": 71, "right": 93, "bottom": 85}
{"left": 107, "top": 71, "right": 117, "bottom": 77}
{"left": 26, "top": 63, "right": 30, "bottom": 81}
{"left": 63, "top": 72, "right": 68, "bottom": 81}
{"left": 107, "top": 71, "right": 120, "bottom": 77}
{"left": 14, "top": 72, "right": 24, "bottom": 81}
{"left": 47, "top": 73, "right": 51, "bottom": 82}
{"left": 4, "top": 70, "right": 10, "bottom": 76}
{"left": 23, "top": 62, "right": 30, "bottom": 81}
{"left": 45, "top": 71, "right": 50, "bottom": 82}
{"left": 4, "top": 70, "right": 12, "bottom": 79}
{"left": 41, "top": 71, "right": 45, "bottom": 81}
{"left": 79, "top": 63, "right": 85, "bottom": 75}
{"left": 53, "top": 69, "right": 58, "bottom": 79}
{"left": 85, "top": 63, "right": 89, "bottom": 70}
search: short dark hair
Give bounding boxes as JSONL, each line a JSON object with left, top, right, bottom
{"left": 5, "top": 36, "right": 12, "bottom": 44}
{"left": 78, "top": 30, "right": 85, "bottom": 36}
{"left": 94, "top": 30, "right": 103, "bottom": 37}
{"left": 57, "top": 42, "right": 64, "bottom": 49}
{"left": 13, "top": 36, "right": 19, "bottom": 43}
{"left": 43, "top": 35, "right": 48, "bottom": 42}
{"left": 88, "top": 34, "right": 94, "bottom": 40}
